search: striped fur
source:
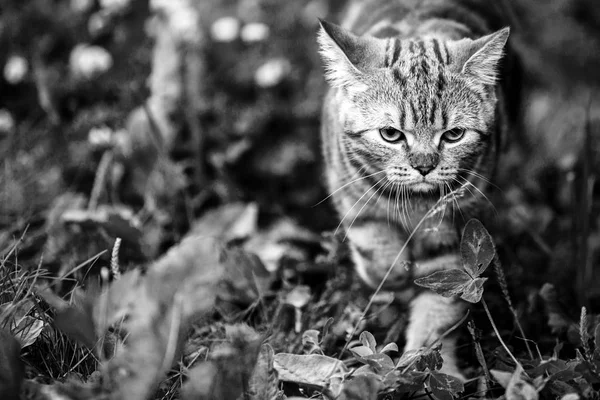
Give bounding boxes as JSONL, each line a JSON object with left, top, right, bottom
{"left": 319, "top": 0, "right": 517, "bottom": 379}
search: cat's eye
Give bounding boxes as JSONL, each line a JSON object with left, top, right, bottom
{"left": 379, "top": 127, "right": 406, "bottom": 143}
{"left": 442, "top": 128, "right": 466, "bottom": 143}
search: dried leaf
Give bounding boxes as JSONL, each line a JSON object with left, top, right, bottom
{"left": 460, "top": 219, "right": 495, "bottom": 277}
{"left": 12, "top": 316, "right": 45, "bottom": 348}
{"left": 0, "top": 328, "right": 23, "bottom": 400}
{"left": 98, "top": 232, "right": 224, "bottom": 400}
{"left": 274, "top": 353, "right": 345, "bottom": 389}
{"left": 181, "top": 325, "right": 262, "bottom": 400}
{"left": 247, "top": 344, "right": 280, "bottom": 400}
{"left": 219, "top": 247, "right": 271, "bottom": 304}
{"left": 0, "top": 300, "right": 46, "bottom": 349}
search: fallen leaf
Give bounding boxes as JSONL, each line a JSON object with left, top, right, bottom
{"left": 247, "top": 344, "right": 280, "bottom": 400}
{"left": 274, "top": 353, "right": 345, "bottom": 389}
{"left": 0, "top": 328, "right": 23, "bottom": 400}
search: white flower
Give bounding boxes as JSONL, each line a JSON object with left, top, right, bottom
{"left": 170, "top": 9, "right": 200, "bottom": 43}
{"left": 88, "top": 126, "right": 113, "bottom": 148}
{"left": 99, "top": 0, "right": 131, "bottom": 12}
{"left": 70, "top": 0, "right": 94, "bottom": 13}
{"left": 254, "top": 58, "right": 291, "bottom": 88}
{"left": 241, "top": 22, "right": 270, "bottom": 43}
{"left": 69, "top": 44, "right": 113, "bottom": 79}
{"left": 3, "top": 55, "right": 28, "bottom": 84}
{"left": 0, "top": 109, "right": 15, "bottom": 134}
{"left": 210, "top": 16, "right": 240, "bottom": 43}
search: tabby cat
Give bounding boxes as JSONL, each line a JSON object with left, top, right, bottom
{"left": 318, "top": 0, "right": 517, "bottom": 378}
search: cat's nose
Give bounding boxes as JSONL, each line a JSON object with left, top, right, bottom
{"left": 415, "top": 165, "right": 434, "bottom": 176}
{"left": 409, "top": 152, "right": 439, "bottom": 176}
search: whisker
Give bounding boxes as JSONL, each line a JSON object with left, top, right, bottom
{"left": 314, "top": 170, "right": 386, "bottom": 206}
{"left": 458, "top": 168, "right": 502, "bottom": 192}
{"left": 344, "top": 178, "right": 391, "bottom": 240}
{"left": 454, "top": 175, "right": 498, "bottom": 215}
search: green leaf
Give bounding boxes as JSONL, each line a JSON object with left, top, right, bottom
{"left": 461, "top": 219, "right": 494, "bottom": 277}
{"left": 459, "top": 277, "right": 487, "bottom": 303}
{"left": 337, "top": 374, "right": 381, "bottom": 400}
{"left": 414, "top": 270, "right": 471, "bottom": 297}
{"left": 362, "top": 353, "right": 395, "bottom": 374}
{"left": 350, "top": 345, "right": 374, "bottom": 358}
{"left": 360, "top": 331, "right": 377, "bottom": 353}
{"left": 380, "top": 342, "right": 399, "bottom": 354}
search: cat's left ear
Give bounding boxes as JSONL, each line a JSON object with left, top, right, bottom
{"left": 457, "top": 27, "right": 510, "bottom": 86}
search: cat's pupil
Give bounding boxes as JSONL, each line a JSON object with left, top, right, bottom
{"left": 379, "top": 127, "right": 405, "bottom": 143}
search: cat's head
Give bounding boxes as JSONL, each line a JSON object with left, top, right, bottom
{"left": 318, "top": 20, "right": 509, "bottom": 194}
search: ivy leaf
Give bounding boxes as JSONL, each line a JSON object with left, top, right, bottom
{"left": 459, "top": 278, "right": 487, "bottom": 303}
{"left": 359, "top": 331, "right": 377, "bottom": 353}
{"left": 414, "top": 270, "right": 471, "bottom": 297}
{"left": 460, "top": 219, "right": 495, "bottom": 277}
{"left": 414, "top": 267, "right": 488, "bottom": 304}
{"left": 384, "top": 370, "right": 428, "bottom": 393}
{"left": 428, "top": 371, "right": 464, "bottom": 395}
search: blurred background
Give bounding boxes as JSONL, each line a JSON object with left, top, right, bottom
{"left": 0, "top": 0, "right": 599, "bottom": 397}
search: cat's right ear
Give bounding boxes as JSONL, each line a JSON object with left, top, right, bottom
{"left": 317, "top": 20, "right": 381, "bottom": 91}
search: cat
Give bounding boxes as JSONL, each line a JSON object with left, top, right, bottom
{"left": 318, "top": 0, "right": 518, "bottom": 378}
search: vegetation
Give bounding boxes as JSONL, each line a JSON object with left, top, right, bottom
{"left": 0, "top": 0, "right": 599, "bottom": 399}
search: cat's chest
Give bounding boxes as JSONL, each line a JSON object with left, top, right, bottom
{"left": 410, "top": 219, "right": 460, "bottom": 260}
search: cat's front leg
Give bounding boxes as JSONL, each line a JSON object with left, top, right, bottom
{"left": 345, "top": 218, "right": 413, "bottom": 290}
{"left": 404, "top": 254, "right": 468, "bottom": 380}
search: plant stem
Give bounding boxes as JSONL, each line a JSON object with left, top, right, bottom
{"left": 481, "top": 298, "right": 521, "bottom": 369}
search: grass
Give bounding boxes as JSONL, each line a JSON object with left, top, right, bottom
{"left": 1, "top": 0, "right": 599, "bottom": 399}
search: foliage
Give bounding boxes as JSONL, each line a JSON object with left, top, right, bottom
{"left": 1, "top": 0, "right": 600, "bottom": 400}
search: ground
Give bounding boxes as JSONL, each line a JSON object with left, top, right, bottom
{"left": 0, "top": 0, "right": 599, "bottom": 399}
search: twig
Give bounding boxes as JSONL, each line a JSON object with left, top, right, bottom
{"left": 492, "top": 255, "right": 534, "bottom": 360}
{"left": 481, "top": 298, "right": 522, "bottom": 370}
{"left": 88, "top": 151, "right": 114, "bottom": 210}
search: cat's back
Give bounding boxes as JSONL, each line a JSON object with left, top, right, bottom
{"left": 341, "top": 0, "right": 511, "bottom": 39}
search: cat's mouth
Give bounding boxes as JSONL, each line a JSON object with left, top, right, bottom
{"left": 408, "top": 181, "right": 439, "bottom": 193}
